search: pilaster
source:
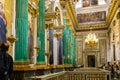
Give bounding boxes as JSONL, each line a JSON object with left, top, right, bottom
{"left": 53, "top": 33, "right": 58, "bottom": 65}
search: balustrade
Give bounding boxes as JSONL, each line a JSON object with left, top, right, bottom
{"left": 26, "top": 69, "right": 111, "bottom": 80}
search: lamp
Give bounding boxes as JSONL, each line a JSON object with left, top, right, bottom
{"left": 7, "top": 35, "right": 17, "bottom": 46}
{"left": 85, "top": 27, "right": 98, "bottom": 47}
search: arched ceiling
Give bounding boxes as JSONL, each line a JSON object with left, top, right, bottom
{"left": 45, "top": 0, "right": 120, "bottom": 32}
{"left": 73, "top": 0, "right": 111, "bottom": 31}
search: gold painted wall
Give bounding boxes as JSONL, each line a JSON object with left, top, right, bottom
{"left": 4, "top": 0, "right": 13, "bottom": 36}
{"left": 1, "top": 0, "right": 13, "bottom": 36}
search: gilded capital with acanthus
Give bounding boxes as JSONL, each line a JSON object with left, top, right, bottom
{"left": 58, "top": 34, "right": 63, "bottom": 38}
{"left": 53, "top": 34, "right": 58, "bottom": 38}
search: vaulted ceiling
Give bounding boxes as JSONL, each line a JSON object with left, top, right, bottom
{"left": 45, "top": 0, "right": 120, "bottom": 32}
{"left": 74, "top": 0, "right": 111, "bottom": 31}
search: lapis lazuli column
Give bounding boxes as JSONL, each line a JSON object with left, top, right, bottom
{"left": 58, "top": 37, "right": 63, "bottom": 64}
{"left": 49, "top": 29, "right": 54, "bottom": 64}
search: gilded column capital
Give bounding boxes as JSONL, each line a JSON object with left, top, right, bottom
{"left": 59, "top": 34, "right": 63, "bottom": 38}
{"left": 72, "top": 31, "right": 76, "bottom": 36}
{"left": 53, "top": 33, "right": 63, "bottom": 39}
{"left": 28, "top": 1, "right": 39, "bottom": 18}
{"left": 53, "top": 25, "right": 65, "bottom": 30}
{"left": 45, "top": 23, "right": 53, "bottom": 29}
{"left": 53, "top": 33, "right": 58, "bottom": 38}
{"left": 69, "top": 25, "right": 72, "bottom": 30}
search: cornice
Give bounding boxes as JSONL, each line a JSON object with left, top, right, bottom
{"left": 76, "top": 24, "right": 107, "bottom": 31}
{"left": 106, "top": 0, "right": 120, "bottom": 27}
{"left": 45, "top": 12, "right": 56, "bottom": 20}
{"left": 53, "top": 25, "right": 65, "bottom": 30}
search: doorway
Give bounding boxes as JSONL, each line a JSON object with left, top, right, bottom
{"left": 88, "top": 55, "right": 95, "bottom": 67}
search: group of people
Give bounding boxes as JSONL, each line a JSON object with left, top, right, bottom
{"left": 101, "top": 62, "right": 120, "bottom": 79}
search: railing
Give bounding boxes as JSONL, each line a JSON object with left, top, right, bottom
{"left": 27, "top": 69, "right": 111, "bottom": 80}
{"left": 67, "top": 71, "right": 108, "bottom": 80}
{"left": 27, "top": 71, "right": 68, "bottom": 80}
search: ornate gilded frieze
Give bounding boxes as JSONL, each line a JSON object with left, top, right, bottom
{"left": 98, "top": 33, "right": 107, "bottom": 37}
{"left": 77, "top": 24, "right": 106, "bottom": 31}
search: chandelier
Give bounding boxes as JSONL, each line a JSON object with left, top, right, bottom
{"left": 85, "top": 30, "right": 98, "bottom": 47}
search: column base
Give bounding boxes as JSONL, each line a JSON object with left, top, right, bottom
{"left": 13, "top": 61, "right": 36, "bottom": 80}
{"left": 14, "top": 61, "right": 36, "bottom": 71}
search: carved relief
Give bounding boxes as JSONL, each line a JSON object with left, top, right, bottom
{"left": 77, "top": 41, "right": 83, "bottom": 65}
{"left": 99, "top": 39, "right": 106, "bottom": 64}
{"left": 98, "top": 33, "right": 107, "bottom": 37}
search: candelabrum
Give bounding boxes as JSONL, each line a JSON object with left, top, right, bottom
{"left": 34, "top": 46, "right": 40, "bottom": 56}
{"left": 34, "top": 46, "right": 40, "bottom": 51}
{"left": 67, "top": 56, "right": 71, "bottom": 62}
{"left": 45, "top": 52, "right": 51, "bottom": 66}
{"left": 7, "top": 35, "right": 17, "bottom": 46}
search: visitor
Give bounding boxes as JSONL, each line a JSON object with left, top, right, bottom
{"left": 0, "top": 43, "right": 13, "bottom": 80}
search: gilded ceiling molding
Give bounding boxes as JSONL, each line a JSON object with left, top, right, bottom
{"left": 106, "top": 0, "right": 120, "bottom": 27}
{"left": 65, "top": 0, "right": 78, "bottom": 31}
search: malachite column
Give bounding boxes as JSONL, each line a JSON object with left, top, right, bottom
{"left": 74, "top": 37, "right": 77, "bottom": 65}
{"left": 63, "top": 25, "right": 69, "bottom": 64}
{"left": 71, "top": 35, "right": 76, "bottom": 66}
{"left": 37, "top": 0, "right": 45, "bottom": 63}
{"left": 67, "top": 29, "right": 70, "bottom": 64}
{"left": 63, "top": 26, "right": 67, "bottom": 64}
{"left": 68, "top": 29, "right": 72, "bottom": 64}
{"left": 15, "top": 0, "right": 28, "bottom": 61}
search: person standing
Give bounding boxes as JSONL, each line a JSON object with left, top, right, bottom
{"left": 0, "top": 43, "right": 13, "bottom": 80}
{"left": 0, "top": 2, "right": 7, "bottom": 45}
